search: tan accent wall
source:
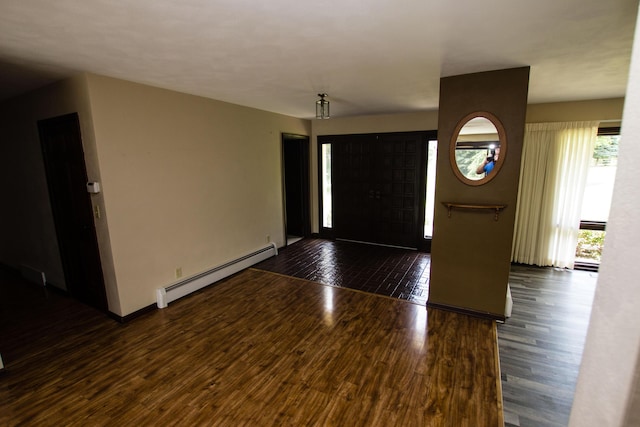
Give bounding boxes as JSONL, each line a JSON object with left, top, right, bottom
{"left": 429, "top": 67, "right": 530, "bottom": 318}
{"left": 85, "top": 74, "right": 310, "bottom": 315}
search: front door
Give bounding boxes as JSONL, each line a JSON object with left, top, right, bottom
{"left": 38, "top": 113, "right": 108, "bottom": 312}
{"left": 330, "top": 132, "right": 428, "bottom": 248}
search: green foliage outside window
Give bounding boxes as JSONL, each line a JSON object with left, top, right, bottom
{"left": 592, "top": 136, "right": 619, "bottom": 166}
{"left": 576, "top": 230, "right": 605, "bottom": 262}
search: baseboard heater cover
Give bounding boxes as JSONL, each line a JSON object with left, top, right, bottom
{"left": 156, "top": 242, "right": 277, "bottom": 309}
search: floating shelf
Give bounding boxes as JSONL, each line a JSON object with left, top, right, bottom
{"left": 442, "top": 202, "right": 506, "bottom": 221}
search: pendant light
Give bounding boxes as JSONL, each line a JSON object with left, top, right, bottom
{"left": 316, "top": 93, "right": 330, "bottom": 119}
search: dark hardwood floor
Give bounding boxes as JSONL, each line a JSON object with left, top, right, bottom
{"left": 255, "top": 238, "right": 598, "bottom": 426}
{"left": 0, "top": 266, "right": 501, "bottom": 426}
{"left": 1, "top": 239, "right": 597, "bottom": 426}
{"left": 256, "top": 238, "right": 430, "bottom": 304}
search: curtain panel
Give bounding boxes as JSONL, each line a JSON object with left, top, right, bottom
{"left": 511, "top": 121, "right": 599, "bottom": 268}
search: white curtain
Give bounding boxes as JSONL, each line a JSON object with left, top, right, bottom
{"left": 512, "top": 121, "right": 599, "bottom": 268}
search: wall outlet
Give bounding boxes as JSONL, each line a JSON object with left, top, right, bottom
{"left": 266, "top": 235, "right": 271, "bottom": 243}
{"left": 175, "top": 267, "right": 182, "bottom": 278}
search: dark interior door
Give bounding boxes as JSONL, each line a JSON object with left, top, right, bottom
{"left": 283, "top": 134, "right": 310, "bottom": 239}
{"left": 39, "top": 113, "right": 108, "bottom": 312}
{"left": 331, "top": 132, "right": 427, "bottom": 248}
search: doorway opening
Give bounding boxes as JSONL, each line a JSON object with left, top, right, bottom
{"left": 318, "top": 131, "right": 435, "bottom": 251}
{"left": 282, "top": 133, "right": 311, "bottom": 246}
{"left": 38, "top": 113, "right": 108, "bottom": 312}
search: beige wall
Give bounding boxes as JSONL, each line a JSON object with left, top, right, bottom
{"left": 526, "top": 98, "right": 624, "bottom": 124}
{"left": 570, "top": 5, "right": 640, "bottom": 424}
{"left": 85, "top": 74, "right": 310, "bottom": 315}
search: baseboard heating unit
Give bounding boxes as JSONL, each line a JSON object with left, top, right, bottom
{"left": 156, "top": 242, "right": 277, "bottom": 309}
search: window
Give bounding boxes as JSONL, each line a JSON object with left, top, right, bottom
{"left": 321, "top": 143, "right": 332, "bottom": 228}
{"left": 575, "top": 127, "right": 619, "bottom": 270}
{"left": 424, "top": 140, "right": 437, "bottom": 238}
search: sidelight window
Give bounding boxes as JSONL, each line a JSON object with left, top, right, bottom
{"left": 424, "top": 140, "right": 437, "bottom": 238}
{"left": 321, "top": 143, "right": 332, "bottom": 228}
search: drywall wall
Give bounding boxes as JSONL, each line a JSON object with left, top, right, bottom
{"left": 526, "top": 98, "right": 624, "bottom": 124}
{"left": 569, "top": 5, "right": 640, "bottom": 424}
{"left": 85, "top": 74, "right": 310, "bottom": 315}
{"left": 428, "top": 67, "right": 530, "bottom": 318}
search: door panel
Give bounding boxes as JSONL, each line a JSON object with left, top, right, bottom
{"left": 375, "top": 134, "right": 421, "bottom": 247}
{"left": 333, "top": 137, "right": 374, "bottom": 241}
{"left": 39, "top": 113, "right": 108, "bottom": 312}
{"left": 330, "top": 132, "right": 427, "bottom": 248}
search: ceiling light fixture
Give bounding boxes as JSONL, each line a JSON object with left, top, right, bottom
{"left": 316, "top": 93, "right": 330, "bottom": 119}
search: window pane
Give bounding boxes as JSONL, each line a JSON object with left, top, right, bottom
{"left": 576, "top": 229, "right": 606, "bottom": 263}
{"left": 322, "top": 144, "right": 332, "bottom": 228}
{"left": 424, "top": 140, "right": 437, "bottom": 238}
{"left": 576, "top": 133, "right": 619, "bottom": 266}
{"left": 580, "top": 135, "right": 619, "bottom": 222}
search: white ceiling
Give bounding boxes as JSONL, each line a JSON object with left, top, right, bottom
{"left": 0, "top": 0, "right": 637, "bottom": 119}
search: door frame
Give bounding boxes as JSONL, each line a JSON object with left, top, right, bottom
{"left": 281, "top": 133, "right": 311, "bottom": 245}
{"left": 38, "top": 113, "right": 108, "bottom": 312}
{"left": 318, "top": 130, "right": 436, "bottom": 251}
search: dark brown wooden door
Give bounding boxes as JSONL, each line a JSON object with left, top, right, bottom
{"left": 283, "top": 134, "right": 310, "bottom": 239}
{"left": 39, "top": 113, "right": 108, "bottom": 312}
{"left": 331, "top": 132, "right": 427, "bottom": 248}
{"left": 375, "top": 133, "right": 423, "bottom": 248}
{"left": 333, "top": 135, "right": 375, "bottom": 242}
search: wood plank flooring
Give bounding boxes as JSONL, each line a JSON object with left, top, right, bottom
{"left": 256, "top": 238, "right": 431, "bottom": 304}
{"left": 256, "top": 239, "right": 599, "bottom": 426}
{"left": 499, "top": 265, "right": 597, "bottom": 427}
{"left": 0, "top": 267, "right": 502, "bottom": 426}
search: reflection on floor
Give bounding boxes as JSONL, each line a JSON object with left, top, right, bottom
{"left": 257, "top": 238, "right": 598, "bottom": 426}
{"left": 255, "top": 238, "right": 430, "bottom": 305}
{"left": 0, "top": 267, "right": 502, "bottom": 425}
